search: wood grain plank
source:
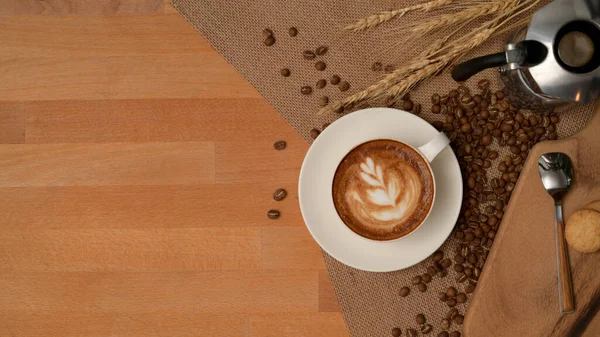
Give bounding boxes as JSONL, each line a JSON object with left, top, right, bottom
{"left": 319, "top": 270, "right": 341, "bottom": 313}
{"left": 250, "top": 313, "right": 349, "bottom": 337}
{"left": 0, "top": 56, "right": 259, "bottom": 101}
{"left": 216, "top": 140, "right": 308, "bottom": 184}
{"left": 23, "top": 99, "right": 293, "bottom": 143}
{"left": 0, "top": 142, "right": 215, "bottom": 187}
{"left": 0, "top": 228, "right": 261, "bottom": 271}
{"left": 0, "top": 271, "right": 319, "bottom": 313}
{"left": 0, "top": 0, "right": 163, "bottom": 15}
{"left": 261, "top": 227, "right": 325, "bottom": 270}
{"left": 2, "top": 312, "right": 249, "bottom": 337}
{"left": 0, "top": 184, "right": 303, "bottom": 229}
{"left": 0, "top": 15, "right": 206, "bottom": 57}
{"left": 0, "top": 101, "right": 24, "bottom": 144}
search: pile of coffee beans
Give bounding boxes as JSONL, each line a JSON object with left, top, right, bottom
{"left": 392, "top": 80, "right": 561, "bottom": 336}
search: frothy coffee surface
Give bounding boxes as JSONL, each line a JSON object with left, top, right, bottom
{"left": 332, "top": 140, "right": 434, "bottom": 240}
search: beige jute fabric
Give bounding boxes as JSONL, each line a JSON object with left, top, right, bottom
{"left": 171, "top": 0, "right": 596, "bottom": 335}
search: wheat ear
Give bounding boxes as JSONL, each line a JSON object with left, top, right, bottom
{"left": 344, "top": 0, "right": 454, "bottom": 31}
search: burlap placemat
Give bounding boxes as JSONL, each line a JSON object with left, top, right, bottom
{"left": 171, "top": 0, "right": 595, "bottom": 335}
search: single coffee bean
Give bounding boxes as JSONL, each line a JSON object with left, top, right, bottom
{"left": 329, "top": 75, "right": 341, "bottom": 85}
{"left": 422, "top": 273, "right": 432, "bottom": 283}
{"left": 413, "top": 103, "right": 422, "bottom": 114}
{"left": 421, "top": 324, "right": 433, "bottom": 334}
{"left": 315, "top": 61, "right": 326, "bottom": 71}
{"left": 460, "top": 94, "right": 472, "bottom": 104}
{"left": 457, "top": 274, "right": 468, "bottom": 283}
{"left": 454, "top": 314, "right": 464, "bottom": 325}
{"left": 339, "top": 81, "right": 350, "bottom": 92}
{"left": 438, "top": 269, "right": 448, "bottom": 278}
{"left": 319, "top": 96, "right": 329, "bottom": 107}
{"left": 446, "top": 286, "right": 457, "bottom": 297}
{"left": 262, "top": 28, "right": 273, "bottom": 38}
{"left": 441, "top": 258, "right": 452, "bottom": 268}
{"left": 495, "top": 90, "right": 505, "bottom": 99}
{"left": 461, "top": 124, "right": 472, "bottom": 133}
{"left": 392, "top": 327, "right": 402, "bottom": 337}
{"left": 309, "top": 128, "right": 320, "bottom": 139}
{"left": 303, "top": 50, "right": 316, "bottom": 60}
{"left": 431, "top": 104, "right": 441, "bottom": 114}
{"left": 548, "top": 132, "right": 558, "bottom": 140}
{"left": 528, "top": 115, "right": 539, "bottom": 126}
{"left": 447, "top": 298, "right": 457, "bottom": 307}
{"left": 273, "top": 188, "right": 287, "bottom": 201}
{"left": 301, "top": 86, "right": 312, "bottom": 95}
{"left": 457, "top": 85, "right": 469, "bottom": 95}
{"left": 454, "top": 264, "right": 464, "bottom": 273}
{"left": 264, "top": 36, "right": 276, "bottom": 46}
{"left": 427, "top": 265, "right": 437, "bottom": 276}
{"left": 441, "top": 104, "right": 448, "bottom": 115}
{"left": 315, "top": 45, "right": 328, "bottom": 56}
{"left": 456, "top": 293, "right": 467, "bottom": 303}
{"left": 418, "top": 282, "right": 427, "bottom": 292}
{"left": 402, "top": 99, "right": 414, "bottom": 111}
{"left": 449, "top": 89, "right": 460, "bottom": 98}
{"left": 280, "top": 68, "right": 291, "bottom": 77}
{"left": 288, "top": 27, "right": 298, "bottom": 37}
{"left": 439, "top": 292, "right": 449, "bottom": 302}
{"left": 550, "top": 115, "right": 560, "bottom": 124}
{"left": 477, "top": 79, "right": 490, "bottom": 90}
{"left": 510, "top": 145, "right": 521, "bottom": 154}
{"left": 454, "top": 254, "right": 465, "bottom": 264}
{"left": 439, "top": 330, "right": 450, "bottom": 337}
{"left": 273, "top": 141, "right": 287, "bottom": 150}
{"left": 450, "top": 331, "right": 461, "bottom": 337}
{"left": 316, "top": 79, "right": 327, "bottom": 89}
{"left": 399, "top": 286, "right": 410, "bottom": 297}
{"left": 411, "top": 275, "right": 422, "bottom": 285}
{"left": 267, "top": 209, "right": 280, "bottom": 219}
{"left": 416, "top": 313, "right": 426, "bottom": 324}
{"left": 465, "top": 284, "right": 476, "bottom": 293}
{"left": 446, "top": 307, "right": 459, "bottom": 320}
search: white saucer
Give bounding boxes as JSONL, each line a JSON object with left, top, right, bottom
{"left": 298, "top": 108, "right": 463, "bottom": 272}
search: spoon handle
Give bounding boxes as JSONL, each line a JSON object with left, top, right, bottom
{"left": 555, "top": 217, "right": 575, "bottom": 313}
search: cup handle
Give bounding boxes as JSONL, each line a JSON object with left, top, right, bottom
{"left": 418, "top": 132, "right": 450, "bottom": 163}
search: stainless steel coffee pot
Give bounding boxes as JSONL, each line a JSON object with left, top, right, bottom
{"left": 452, "top": 0, "right": 600, "bottom": 113}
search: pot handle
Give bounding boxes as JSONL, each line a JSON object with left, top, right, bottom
{"left": 451, "top": 52, "right": 507, "bottom": 82}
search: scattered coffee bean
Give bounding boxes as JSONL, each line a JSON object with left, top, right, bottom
{"left": 264, "top": 36, "right": 275, "bottom": 46}
{"left": 422, "top": 273, "right": 432, "bottom": 283}
{"left": 450, "top": 331, "right": 461, "bottom": 337}
{"left": 339, "top": 81, "right": 350, "bottom": 91}
{"left": 418, "top": 282, "right": 427, "bottom": 292}
{"left": 309, "top": 128, "right": 320, "bottom": 139}
{"left": 413, "top": 103, "right": 422, "bottom": 114}
{"left": 421, "top": 324, "right": 433, "bottom": 334}
{"left": 392, "top": 327, "right": 402, "bottom": 337}
{"left": 433, "top": 251, "right": 444, "bottom": 262}
{"left": 399, "top": 286, "right": 410, "bottom": 297}
{"left": 439, "top": 332, "right": 450, "bottom": 337}
{"left": 288, "top": 27, "right": 298, "bottom": 37}
{"left": 446, "top": 287, "right": 457, "bottom": 297}
{"left": 372, "top": 62, "right": 383, "bottom": 71}
{"left": 330, "top": 75, "right": 341, "bottom": 85}
{"left": 280, "top": 68, "right": 291, "bottom": 77}
{"left": 465, "top": 284, "right": 476, "bottom": 293}
{"left": 262, "top": 28, "right": 273, "bottom": 38}
{"left": 457, "top": 274, "right": 468, "bottom": 283}
{"left": 402, "top": 99, "right": 414, "bottom": 111}
{"left": 303, "top": 50, "right": 316, "bottom": 60}
{"left": 439, "top": 292, "right": 448, "bottom": 302}
{"left": 438, "top": 269, "right": 448, "bottom": 278}
{"left": 319, "top": 96, "right": 329, "bottom": 107}
{"left": 416, "top": 314, "right": 426, "bottom": 325}
{"left": 427, "top": 265, "right": 437, "bottom": 276}
{"left": 477, "top": 79, "right": 490, "bottom": 90}
{"left": 456, "top": 293, "right": 467, "bottom": 303}
{"left": 273, "top": 188, "right": 287, "bottom": 201}
{"left": 267, "top": 209, "right": 280, "bottom": 219}
{"left": 273, "top": 141, "right": 287, "bottom": 150}
{"left": 411, "top": 275, "right": 422, "bottom": 285}
{"left": 453, "top": 314, "right": 464, "bottom": 325}
{"left": 301, "top": 86, "right": 312, "bottom": 95}
{"left": 316, "top": 79, "right": 327, "bottom": 89}
{"left": 447, "top": 298, "right": 457, "bottom": 307}
{"left": 446, "top": 308, "right": 459, "bottom": 320}
{"left": 315, "top": 45, "right": 328, "bottom": 56}
{"left": 315, "top": 61, "right": 326, "bottom": 71}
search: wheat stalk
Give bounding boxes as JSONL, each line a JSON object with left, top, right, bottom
{"left": 344, "top": 0, "right": 454, "bottom": 32}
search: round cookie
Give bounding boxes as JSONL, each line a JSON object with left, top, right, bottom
{"left": 565, "top": 209, "right": 600, "bottom": 253}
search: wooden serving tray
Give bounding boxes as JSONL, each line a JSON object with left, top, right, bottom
{"left": 464, "top": 103, "right": 600, "bottom": 336}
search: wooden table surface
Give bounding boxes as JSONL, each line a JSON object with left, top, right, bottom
{"left": 0, "top": 1, "right": 348, "bottom": 336}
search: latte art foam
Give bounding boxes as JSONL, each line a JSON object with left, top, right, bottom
{"left": 333, "top": 140, "right": 434, "bottom": 240}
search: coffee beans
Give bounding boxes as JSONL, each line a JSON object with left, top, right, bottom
{"left": 411, "top": 275, "right": 422, "bottom": 285}
{"left": 447, "top": 298, "right": 457, "bottom": 307}
{"left": 273, "top": 141, "right": 286, "bottom": 150}
{"left": 316, "top": 79, "right": 326, "bottom": 89}
{"left": 264, "top": 36, "right": 275, "bottom": 46}
{"left": 402, "top": 99, "right": 414, "bottom": 111}
{"left": 339, "top": 81, "right": 350, "bottom": 92}
{"left": 280, "top": 68, "right": 291, "bottom": 77}
{"left": 273, "top": 188, "right": 287, "bottom": 201}
{"left": 439, "top": 331, "right": 450, "bottom": 337}
{"left": 303, "top": 50, "right": 316, "bottom": 60}
{"left": 446, "top": 287, "right": 457, "bottom": 297}
{"left": 421, "top": 324, "right": 433, "bottom": 334}
{"left": 477, "top": 79, "right": 490, "bottom": 90}
{"left": 439, "top": 292, "right": 448, "bottom": 302}
{"left": 399, "top": 286, "right": 410, "bottom": 297}
{"left": 288, "top": 27, "right": 298, "bottom": 37}
{"left": 315, "top": 45, "right": 328, "bottom": 56}
{"left": 413, "top": 103, "right": 422, "bottom": 114}
{"left": 418, "top": 283, "right": 427, "bottom": 292}
{"left": 416, "top": 314, "right": 426, "bottom": 324}
{"left": 301, "top": 86, "right": 312, "bottom": 95}
{"left": 330, "top": 75, "right": 341, "bottom": 85}
{"left": 422, "top": 273, "right": 432, "bottom": 283}
{"left": 309, "top": 128, "right": 320, "bottom": 139}
{"left": 392, "top": 327, "right": 402, "bottom": 337}
{"left": 267, "top": 210, "right": 280, "bottom": 219}
{"left": 453, "top": 314, "right": 464, "bottom": 325}
{"left": 319, "top": 96, "right": 329, "bottom": 107}
{"left": 315, "top": 61, "right": 326, "bottom": 71}
{"left": 456, "top": 293, "right": 467, "bottom": 303}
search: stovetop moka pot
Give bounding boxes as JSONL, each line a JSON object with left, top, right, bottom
{"left": 452, "top": 0, "right": 600, "bottom": 113}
